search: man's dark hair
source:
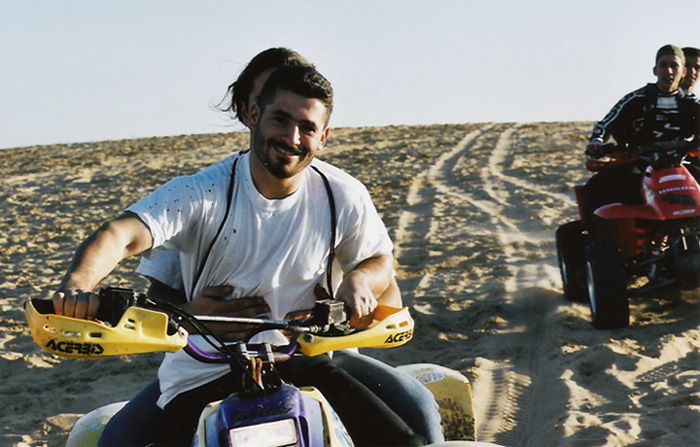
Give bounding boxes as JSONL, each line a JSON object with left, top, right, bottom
{"left": 257, "top": 65, "right": 334, "bottom": 123}
{"left": 683, "top": 47, "right": 700, "bottom": 59}
{"left": 221, "top": 47, "right": 313, "bottom": 123}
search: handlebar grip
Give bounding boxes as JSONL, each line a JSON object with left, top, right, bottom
{"left": 96, "top": 287, "right": 140, "bottom": 326}
{"left": 28, "top": 295, "right": 134, "bottom": 327}
{"left": 601, "top": 143, "right": 617, "bottom": 156}
{"left": 636, "top": 140, "right": 690, "bottom": 156}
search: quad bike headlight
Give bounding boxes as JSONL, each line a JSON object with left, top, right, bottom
{"left": 228, "top": 419, "right": 298, "bottom": 447}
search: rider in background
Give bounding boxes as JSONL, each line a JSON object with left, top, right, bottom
{"left": 681, "top": 46, "right": 700, "bottom": 172}
{"left": 681, "top": 47, "right": 699, "bottom": 94}
{"left": 582, "top": 44, "right": 700, "bottom": 231}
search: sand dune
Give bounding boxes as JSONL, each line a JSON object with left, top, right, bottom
{"left": 1, "top": 122, "right": 698, "bottom": 446}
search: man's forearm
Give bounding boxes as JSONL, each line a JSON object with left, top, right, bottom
{"left": 61, "top": 214, "right": 153, "bottom": 291}
{"left": 347, "top": 254, "right": 394, "bottom": 299}
{"left": 377, "top": 278, "right": 402, "bottom": 308}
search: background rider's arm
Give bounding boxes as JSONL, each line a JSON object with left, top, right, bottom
{"left": 53, "top": 213, "right": 153, "bottom": 319}
{"left": 690, "top": 97, "right": 700, "bottom": 147}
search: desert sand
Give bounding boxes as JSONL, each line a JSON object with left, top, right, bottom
{"left": 1, "top": 122, "right": 698, "bottom": 446}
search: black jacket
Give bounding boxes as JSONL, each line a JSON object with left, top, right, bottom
{"left": 589, "top": 83, "right": 700, "bottom": 152}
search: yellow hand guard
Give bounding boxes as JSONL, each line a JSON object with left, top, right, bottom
{"left": 25, "top": 298, "right": 188, "bottom": 359}
{"left": 296, "top": 305, "right": 414, "bottom": 356}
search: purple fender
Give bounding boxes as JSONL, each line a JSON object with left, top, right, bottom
{"left": 204, "top": 384, "right": 326, "bottom": 447}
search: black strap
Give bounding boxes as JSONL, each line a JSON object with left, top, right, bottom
{"left": 190, "top": 157, "right": 337, "bottom": 300}
{"left": 311, "top": 165, "right": 337, "bottom": 299}
{"left": 190, "top": 154, "right": 241, "bottom": 298}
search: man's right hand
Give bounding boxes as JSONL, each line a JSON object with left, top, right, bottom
{"left": 52, "top": 287, "right": 100, "bottom": 320}
{"left": 585, "top": 141, "right": 605, "bottom": 158}
{"left": 51, "top": 213, "right": 155, "bottom": 321}
{"left": 180, "top": 286, "right": 271, "bottom": 341}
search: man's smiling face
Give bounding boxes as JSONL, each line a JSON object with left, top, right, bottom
{"left": 251, "top": 89, "right": 329, "bottom": 181}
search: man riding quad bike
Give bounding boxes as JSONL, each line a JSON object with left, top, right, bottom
{"left": 557, "top": 141, "right": 700, "bottom": 329}
{"left": 556, "top": 44, "right": 700, "bottom": 329}
{"left": 26, "top": 287, "right": 501, "bottom": 447}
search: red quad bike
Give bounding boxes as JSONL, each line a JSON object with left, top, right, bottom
{"left": 556, "top": 141, "right": 700, "bottom": 329}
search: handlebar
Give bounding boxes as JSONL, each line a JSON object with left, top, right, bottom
{"left": 586, "top": 139, "right": 698, "bottom": 172}
{"left": 26, "top": 287, "right": 415, "bottom": 397}
{"left": 636, "top": 139, "right": 694, "bottom": 157}
{"left": 25, "top": 287, "right": 415, "bottom": 361}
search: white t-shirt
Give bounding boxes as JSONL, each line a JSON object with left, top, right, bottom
{"left": 126, "top": 151, "right": 393, "bottom": 407}
{"left": 135, "top": 249, "right": 184, "bottom": 291}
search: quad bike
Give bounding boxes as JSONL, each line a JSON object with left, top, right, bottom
{"left": 556, "top": 141, "right": 700, "bottom": 329}
{"left": 25, "top": 287, "right": 504, "bottom": 447}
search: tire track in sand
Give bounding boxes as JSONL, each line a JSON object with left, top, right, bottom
{"left": 393, "top": 123, "right": 570, "bottom": 446}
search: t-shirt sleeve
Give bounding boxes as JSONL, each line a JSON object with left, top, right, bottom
{"left": 126, "top": 175, "right": 205, "bottom": 249}
{"left": 334, "top": 183, "right": 394, "bottom": 273}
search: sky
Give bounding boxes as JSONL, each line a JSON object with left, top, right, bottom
{"left": 1, "top": 0, "right": 698, "bottom": 150}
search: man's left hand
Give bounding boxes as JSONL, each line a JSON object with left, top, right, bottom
{"left": 334, "top": 272, "right": 377, "bottom": 327}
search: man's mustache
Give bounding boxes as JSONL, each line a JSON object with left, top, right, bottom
{"left": 270, "top": 139, "right": 304, "bottom": 156}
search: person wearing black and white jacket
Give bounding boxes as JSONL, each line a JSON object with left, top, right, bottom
{"left": 582, "top": 44, "right": 700, "bottom": 229}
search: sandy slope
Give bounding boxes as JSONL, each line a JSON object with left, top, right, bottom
{"left": 0, "top": 123, "right": 698, "bottom": 446}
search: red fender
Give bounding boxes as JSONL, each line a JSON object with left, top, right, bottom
{"left": 594, "top": 202, "right": 665, "bottom": 220}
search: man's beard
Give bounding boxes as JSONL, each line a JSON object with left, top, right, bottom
{"left": 252, "top": 130, "right": 310, "bottom": 179}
